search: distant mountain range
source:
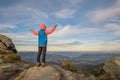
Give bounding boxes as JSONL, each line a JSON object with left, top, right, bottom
{"left": 71, "top": 54, "right": 120, "bottom": 70}
{"left": 18, "top": 52, "right": 120, "bottom": 70}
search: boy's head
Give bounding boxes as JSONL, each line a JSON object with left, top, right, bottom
{"left": 40, "top": 24, "right": 46, "bottom": 30}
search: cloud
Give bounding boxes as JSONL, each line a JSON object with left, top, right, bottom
{"left": 53, "top": 8, "right": 76, "bottom": 18}
{"left": 50, "top": 24, "right": 101, "bottom": 38}
{"left": 49, "top": 23, "right": 120, "bottom": 46}
{"left": 88, "top": 0, "right": 120, "bottom": 23}
{"left": 104, "top": 23, "right": 120, "bottom": 30}
{"left": 1, "top": 32, "right": 37, "bottom": 44}
{"left": 27, "top": 8, "right": 48, "bottom": 18}
{"left": 104, "top": 23, "right": 120, "bottom": 36}
{"left": 0, "top": 6, "right": 48, "bottom": 25}
{"left": 14, "top": 40, "right": 37, "bottom": 46}
{"left": 1, "top": 33, "right": 33, "bottom": 39}
{"left": 1, "top": 32, "right": 38, "bottom": 46}
{"left": 102, "top": 23, "right": 120, "bottom": 48}
{"left": 51, "top": 25, "right": 71, "bottom": 37}
{"left": 114, "top": 31, "right": 120, "bottom": 36}
{"left": 102, "top": 39, "right": 120, "bottom": 47}
{"left": 0, "top": 24, "right": 16, "bottom": 29}
{"left": 49, "top": 41, "right": 82, "bottom": 47}
{"left": 110, "top": 18, "right": 120, "bottom": 23}
{"left": 90, "top": 7, "right": 120, "bottom": 23}
{"left": 105, "top": 37, "right": 120, "bottom": 42}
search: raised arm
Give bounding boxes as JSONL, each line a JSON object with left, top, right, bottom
{"left": 31, "top": 29, "right": 38, "bottom": 36}
{"left": 45, "top": 24, "right": 57, "bottom": 35}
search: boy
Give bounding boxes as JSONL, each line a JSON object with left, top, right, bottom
{"left": 31, "top": 24, "right": 57, "bottom": 67}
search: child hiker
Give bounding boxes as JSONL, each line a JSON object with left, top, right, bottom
{"left": 31, "top": 24, "right": 57, "bottom": 67}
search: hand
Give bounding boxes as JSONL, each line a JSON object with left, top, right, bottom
{"left": 30, "top": 29, "right": 33, "bottom": 31}
{"left": 55, "top": 24, "right": 57, "bottom": 27}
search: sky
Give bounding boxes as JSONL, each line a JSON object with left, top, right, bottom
{"left": 0, "top": 0, "right": 120, "bottom": 52}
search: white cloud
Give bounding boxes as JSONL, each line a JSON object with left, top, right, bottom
{"left": 104, "top": 23, "right": 120, "bottom": 30}
{"left": 104, "top": 23, "right": 120, "bottom": 36}
{"left": 52, "top": 25, "right": 71, "bottom": 36}
{"left": 102, "top": 38, "right": 120, "bottom": 49}
{"left": 53, "top": 8, "right": 76, "bottom": 18}
{"left": 14, "top": 41, "right": 37, "bottom": 46}
{"left": 50, "top": 24, "right": 101, "bottom": 38}
{"left": 0, "top": 24, "right": 16, "bottom": 29}
{"left": 89, "top": 0, "right": 120, "bottom": 23}
{"left": 49, "top": 40, "right": 81, "bottom": 46}
{"left": 90, "top": 7, "right": 120, "bottom": 23}
{"left": 0, "top": 6, "right": 48, "bottom": 25}
{"left": 1, "top": 32, "right": 38, "bottom": 46}
{"left": 102, "top": 23, "right": 120, "bottom": 48}
{"left": 1, "top": 7, "right": 48, "bottom": 19}
{"left": 1, "top": 33, "right": 33, "bottom": 39}
{"left": 27, "top": 8, "right": 48, "bottom": 18}
{"left": 49, "top": 23, "right": 120, "bottom": 43}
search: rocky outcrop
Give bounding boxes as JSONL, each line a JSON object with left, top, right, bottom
{"left": 0, "top": 54, "right": 32, "bottom": 80}
{"left": 0, "top": 34, "right": 32, "bottom": 80}
{"left": 103, "top": 56, "right": 120, "bottom": 80}
{"left": 15, "top": 65, "right": 96, "bottom": 80}
{"left": 0, "top": 63, "right": 19, "bottom": 80}
{"left": 0, "top": 34, "right": 17, "bottom": 54}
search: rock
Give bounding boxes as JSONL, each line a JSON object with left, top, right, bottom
{"left": 0, "top": 58, "right": 4, "bottom": 64}
{"left": 0, "top": 34, "right": 33, "bottom": 80}
{"left": 0, "top": 63, "right": 18, "bottom": 74}
{"left": 0, "top": 34, "right": 17, "bottom": 54}
{"left": 96, "top": 73, "right": 110, "bottom": 80}
{"left": 0, "top": 61, "right": 32, "bottom": 80}
{"left": 15, "top": 60, "right": 33, "bottom": 70}
{"left": 103, "top": 56, "right": 120, "bottom": 80}
{"left": 0, "top": 54, "right": 5, "bottom": 64}
{"left": 15, "top": 65, "right": 96, "bottom": 80}
{"left": 0, "top": 54, "right": 4, "bottom": 58}
{"left": 0, "top": 63, "right": 19, "bottom": 80}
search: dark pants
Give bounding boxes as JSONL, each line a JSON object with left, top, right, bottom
{"left": 37, "top": 46, "right": 47, "bottom": 63}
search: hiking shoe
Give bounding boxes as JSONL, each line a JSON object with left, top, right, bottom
{"left": 41, "top": 63, "right": 46, "bottom": 67}
{"left": 36, "top": 62, "right": 41, "bottom": 67}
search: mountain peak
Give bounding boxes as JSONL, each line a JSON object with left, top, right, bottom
{"left": 15, "top": 65, "right": 95, "bottom": 80}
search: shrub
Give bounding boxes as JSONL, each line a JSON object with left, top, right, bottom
{"left": 88, "top": 66, "right": 104, "bottom": 77}
{"left": 5, "top": 53, "right": 21, "bottom": 61}
{"left": 61, "top": 58, "right": 78, "bottom": 72}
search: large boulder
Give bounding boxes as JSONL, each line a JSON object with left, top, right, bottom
{"left": 15, "top": 65, "right": 96, "bottom": 80}
{"left": 103, "top": 56, "right": 120, "bottom": 80}
{"left": 0, "top": 34, "right": 17, "bottom": 54}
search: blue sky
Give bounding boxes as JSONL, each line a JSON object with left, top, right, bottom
{"left": 0, "top": 0, "right": 120, "bottom": 52}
